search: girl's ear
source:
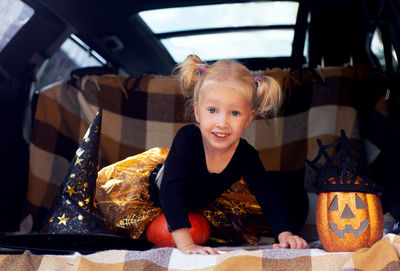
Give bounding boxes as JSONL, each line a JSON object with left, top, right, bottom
{"left": 244, "top": 109, "right": 256, "bottom": 128}
{"left": 193, "top": 101, "right": 200, "bottom": 123}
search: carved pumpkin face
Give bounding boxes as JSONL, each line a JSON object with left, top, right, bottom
{"left": 316, "top": 191, "right": 383, "bottom": 252}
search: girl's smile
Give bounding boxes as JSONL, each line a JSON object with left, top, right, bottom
{"left": 212, "top": 132, "right": 229, "bottom": 139}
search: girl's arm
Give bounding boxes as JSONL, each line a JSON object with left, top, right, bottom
{"left": 242, "top": 145, "right": 309, "bottom": 249}
{"left": 160, "top": 126, "right": 218, "bottom": 254}
{"left": 171, "top": 228, "right": 219, "bottom": 254}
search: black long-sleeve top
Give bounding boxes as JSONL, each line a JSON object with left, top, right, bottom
{"left": 158, "top": 124, "right": 294, "bottom": 238}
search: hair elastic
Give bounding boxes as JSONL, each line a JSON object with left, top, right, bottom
{"left": 199, "top": 64, "right": 207, "bottom": 74}
{"left": 253, "top": 76, "right": 260, "bottom": 83}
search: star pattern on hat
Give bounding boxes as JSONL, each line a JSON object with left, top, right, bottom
{"left": 65, "top": 185, "right": 77, "bottom": 197}
{"left": 57, "top": 214, "right": 69, "bottom": 225}
{"left": 43, "top": 108, "right": 108, "bottom": 234}
{"left": 74, "top": 157, "right": 82, "bottom": 166}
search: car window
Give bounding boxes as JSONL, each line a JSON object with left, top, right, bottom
{"left": 0, "top": 0, "right": 34, "bottom": 53}
{"left": 36, "top": 34, "right": 107, "bottom": 92}
{"left": 371, "top": 28, "right": 398, "bottom": 72}
{"left": 161, "top": 30, "right": 294, "bottom": 62}
{"left": 138, "top": 1, "right": 299, "bottom": 62}
{"left": 139, "top": 2, "right": 298, "bottom": 33}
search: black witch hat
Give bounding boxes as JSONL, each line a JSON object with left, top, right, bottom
{"left": 43, "top": 108, "right": 108, "bottom": 234}
{"left": 306, "top": 130, "right": 383, "bottom": 195}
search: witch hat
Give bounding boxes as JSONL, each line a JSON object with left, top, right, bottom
{"left": 306, "top": 129, "right": 382, "bottom": 195}
{"left": 43, "top": 108, "right": 108, "bottom": 234}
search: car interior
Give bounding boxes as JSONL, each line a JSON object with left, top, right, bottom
{"left": 0, "top": 0, "right": 400, "bottom": 255}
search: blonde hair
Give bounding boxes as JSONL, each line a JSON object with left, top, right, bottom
{"left": 175, "top": 55, "right": 282, "bottom": 117}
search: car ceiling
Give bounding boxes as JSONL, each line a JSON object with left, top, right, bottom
{"left": 19, "top": 0, "right": 385, "bottom": 77}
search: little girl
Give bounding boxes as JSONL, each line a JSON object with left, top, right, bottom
{"left": 151, "top": 55, "right": 308, "bottom": 254}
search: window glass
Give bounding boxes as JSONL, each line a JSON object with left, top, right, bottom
{"left": 36, "top": 35, "right": 106, "bottom": 91}
{"left": 162, "top": 30, "right": 294, "bottom": 62}
{"left": 371, "top": 29, "right": 398, "bottom": 71}
{"left": 139, "top": 1, "right": 299, "bottom": 61}
{"left": 0, "top": 0, "right": 34, "bottom": 52}
{"left": 303, "top": 30, "right": 309, "bottom": 63}
{"left": 62, "top": 34, "right": 107, "bottom": 67}
{"left": 371, "top": 29, "right": 385, "bottom": 67}
{"left": 139, "top": 2, "right": 299, "bottom": 34}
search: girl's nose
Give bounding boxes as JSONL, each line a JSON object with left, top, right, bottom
{"left": 216, "top": 113, "right": 228, "bottom": 127}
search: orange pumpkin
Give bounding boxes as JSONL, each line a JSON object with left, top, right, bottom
{"left": 146, "top": 212, "right": 210, "bottom": 247}
{"left": 316, "top": 190, "right": 383, "bottom": 252}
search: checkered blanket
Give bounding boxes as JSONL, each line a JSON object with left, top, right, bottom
{"left": 1, "top": 234, "right": 399, "bottom": 270}
{"left": 26, "top": 65, "right": 389, "bottom": 230}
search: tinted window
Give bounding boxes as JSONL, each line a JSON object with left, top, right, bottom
{"left": 36, "top": 35, "right": 106, "bottom": 91}
{"left": 0, "top": 0, "right": 34, "bottom": 53}
{"left": 138, "top": 1, "right": 299, "bottom": 62}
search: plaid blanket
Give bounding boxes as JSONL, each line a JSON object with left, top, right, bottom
{"left": 26, "top": 65, "right": 389, "bottom": 229}
{"left": 0, "top": 233, "right": 399, "bottom": 270}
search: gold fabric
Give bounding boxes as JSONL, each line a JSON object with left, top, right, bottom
{"left": 95, "top": 147, "right": 167, "bottom": 238}
{"left": 200, "top": 179, "right": 272, "bottom": 245}
{"left": 95, "top": 147, "right": 272, "bottom": 244}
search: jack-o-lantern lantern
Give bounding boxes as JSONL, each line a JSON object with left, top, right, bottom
{"left": 307, "top": 130, "right": 384, "bottom": 252}
{"left": 316, "top": 181, "right": 383, "bottom": 251}
{"left": 146, "top": 212, "right": 210, "bottom": 247}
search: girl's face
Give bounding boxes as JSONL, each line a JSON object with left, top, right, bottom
{"left": 194, "top": 82, "right": 255, "bottom": 154}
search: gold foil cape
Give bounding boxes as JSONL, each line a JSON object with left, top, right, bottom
{"left": 95, "top": 147, "right": 167, "bottom": 238}
{"left": 200, "top": 179, "right": 272, "bottom": 244}
{"left": 95, "top": 147, "right": 272, "bottom": 244}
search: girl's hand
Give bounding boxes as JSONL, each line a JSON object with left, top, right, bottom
{"left": 273, "top": 231, "right": 309, "bottom": 249}
{"left": 171, "top": 227, "right": 219, "bottom": 255}
{"left": 180, "top": 244, "right": 219, "bottom": 255}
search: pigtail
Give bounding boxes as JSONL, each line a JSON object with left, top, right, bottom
{"left": 174, "top": 55, "right": 206, "bottom": 97}
{"left": 255, "top": 75, "right": 283, "bottom": 117}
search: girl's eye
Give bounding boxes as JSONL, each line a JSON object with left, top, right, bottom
{"left": 208, "top": 108, "right": 216, "bottom": 114}
{"left": 232, "top": 111, "right": 240, "bottom": 116}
